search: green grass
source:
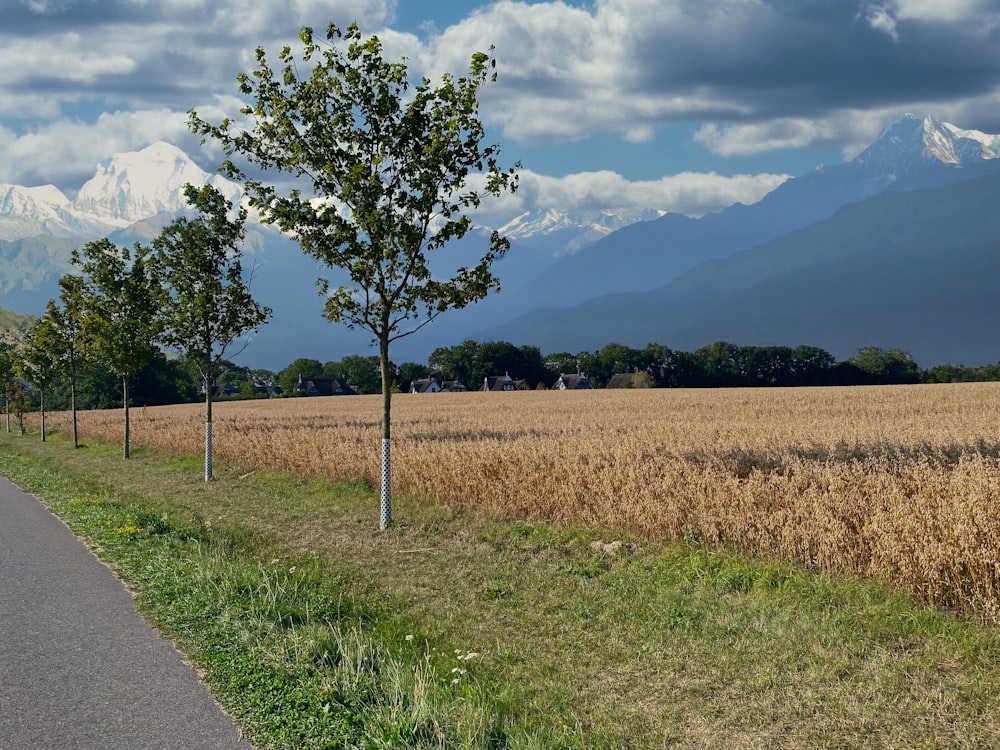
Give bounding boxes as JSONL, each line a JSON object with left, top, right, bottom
{"left": 3, "top": 427, "right": 1000, "bottom": 749}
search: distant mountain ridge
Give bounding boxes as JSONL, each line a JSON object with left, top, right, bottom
{"left": 482, "top": 114, "right": 1000, "bottom": 318}
{"left": 479, "top": 152, "right": 1000, "bottom": 366}
{"left": 3, "top": 115, "right": 1000, "bottom": 369}
{"left": 494, "top": 208, "right": 667, "bottom": 256}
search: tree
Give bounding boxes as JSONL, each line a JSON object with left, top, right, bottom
{"left": 2, "top": 332, "right": 30, "bottom": 435}
{"left": 192, "top": 23, "right": 518, "bottom": 528}
{"left": 850, "top": 346, "right": 921, "bottom": 385}
{"left": 544, "top": 351, "right": 580, "bottom": 382}
{"left": 152, "top": 183, "right": 271, "bottom": 480}
{"left": 790, "top": 345, "right": 837, "bottom": 387}
{"left": 582, "top": 343, "right": 649, "bottom": 387}
{"left": 0, "top": 336, "right": 15, "bottom": 433}
{"left": 17, "top": 317, "right": 62, "bottom": 442}
{"left": 35, "top": 274, "right": 90, "bottom": 447}
{"left": 397, "top": 361, "right": 431, "bottom": 392}
{"left": 72, "top": 238, "right": 162, "bottom": 459}
{"left": 429, "top": 340, "right": 480, "bottom": 386}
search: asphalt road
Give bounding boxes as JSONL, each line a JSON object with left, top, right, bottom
{"left": 0, "top": 477, "right": 255, "bottom": 750}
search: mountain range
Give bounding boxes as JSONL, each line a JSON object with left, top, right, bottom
{"left": 2, "top": 114, "right": 999, "bottom": 369}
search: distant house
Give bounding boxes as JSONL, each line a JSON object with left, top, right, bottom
{"left": 551, "top": 372, "right": 593, "bottom": 390}
{"left": 409, "top": 377, "right": 443, "bottom": 394}
{"left": 294, "top": 375, "right": 358, "bottom": 396}
{"left": 205, "top": 381, "right": 240, "bottom": 398}
{"left": 409, "top": 377, "right": 467, "bottom": 393}
{"left": 481, "top": 373, "right": 530, "bottom": 392}
{"left": 606, "top": 372, "right": 652, "bottom": 389}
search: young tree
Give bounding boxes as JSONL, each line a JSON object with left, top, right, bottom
{"left": 152, "top": 183, "right": 271, "bottom": 480}
{"left": 71, "top": 238, "right": 162, "bottom": 459}
{"left": 191, "top": 23, "right": 518, "bottom": 527}
{"left": 2, "top": 333, "right": 30, "bottom": 436}
{"left": 17, "top": 317, "right": 62, "bottom": 442}
{"left": 0, "top": 336, "right": 15, "bottom": 433}
{"left": 34, "top": 275, "right": 90, "bottom": 447}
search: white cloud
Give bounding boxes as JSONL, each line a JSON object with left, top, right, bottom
{"left": 862, "top": 5, "right": 899, "bottom": 40}
{"left": 0, "top": 110, "right": 196, "bottom": 192}
{"left": 417, "top": 0, "right": 1000, "bottom": 155}
{"left": 4, "top": 0, "right": 1000, "bottom": 213}
{"left": 0, "top": 33, "right": 138, "bottom": 86}
{"left": 477, "top": 168, "right": 790, "bottom": 219}
{"left": 694, "top": 119, "right": 846, "bottom": 156}
{"left": 893, "top": 0, "right": 992, "bottom": 22}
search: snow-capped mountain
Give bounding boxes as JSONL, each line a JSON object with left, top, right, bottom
{"left": 854, "top": 113, "right": 1000, "bottom": 185}
{"left": 0, "top": 141, "right": 243, "bottom": 242}
{"left": 0, "top": 184, "right": 72, "bottom": 239}
{"left": 5, "top": 113, "right": 1000, "bottom": 370}
{"left": 0, "top": 182, "right": 121, "bottom": 241}
{"left": 494, "top": 208, "right": 666, "bottom": 255}
{"left": 479, "top": 113, "right": 1000, "bottom": 319}
{"left": 71, "top": 141, "right": 242, "bottom": 228}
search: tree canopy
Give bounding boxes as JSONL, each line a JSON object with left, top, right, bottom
{"left": 191, "top": 22, "right": 518, "bottom": 527}
{"left": 71, "top": 238, "right": 162, "bottom": 458}
{"left": 152, "top": 183, "right": 271, "bottom": 480}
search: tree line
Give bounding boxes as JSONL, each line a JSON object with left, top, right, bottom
{"left": 390, "top": 340, "right": 987, "bottom": 391}
{"left": 1, "top": 22, "right": 519, "bottom": 530}
{"left": 83, "top": 338, "right": 993, "bottom": 405}
{"left": 0, "top": 183, "right": 270, "bottom": 476}
{"left": 5, "top": 333, "right": 997, "bottom": 442}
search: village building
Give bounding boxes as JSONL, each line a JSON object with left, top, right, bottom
{"left": 606, "top": 372, "right": 653, "bottom": 389}
{"left": 481, "top": 373, "right": 530, "bottom": 392}
{"left": 294, "top": 375, "right": 358, "bottom": 396}
{"left": 551, "top": 372, "right": 593, "bottom": 390}
{"left": 409, "top": 377, "right": 467, "bottom": 393}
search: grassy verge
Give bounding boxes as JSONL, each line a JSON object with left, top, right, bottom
{"left": 3, "top": 428, "right": 1000, "bottom": 749}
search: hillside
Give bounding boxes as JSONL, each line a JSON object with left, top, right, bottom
{"left": 0, "top": 302, "right": 36, "bottom": 332}
{"left": 480, "top": 171, "right": 1000, "bottom": 366}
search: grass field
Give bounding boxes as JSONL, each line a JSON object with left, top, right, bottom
{"left": 43, "top": 382, "right": 1000, "bottom": 623}
{"left": 11, "top": 381, "right": 1000, "bottom": 746}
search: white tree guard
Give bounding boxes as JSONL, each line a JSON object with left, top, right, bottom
{"left": 205, "top": 421, "right": 213, "bottom": 482}
{"left": 380, "top": 437, "right": 392, "bottom": 529}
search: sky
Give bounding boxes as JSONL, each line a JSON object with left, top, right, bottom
{"left": 3, "top": 0, "right": 1000, "bottom": 221}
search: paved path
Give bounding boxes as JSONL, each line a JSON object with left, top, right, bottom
{"left": 0, "top": 477, "right": 255, "bottom": 750}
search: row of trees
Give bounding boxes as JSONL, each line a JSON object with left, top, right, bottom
{"left": 273, "top": 340, "right": 981, "bottom": 393}
{"left": 404, "top": 340, "right": 925, "bottom": 390}
{"left": 5, "top": 23, "right": 520, "bottom": 530}
{"left": 1, "top": 184, "right": 270, "bottom": 478}
{"left": 4, "top": 333, "right": 985, "bottom": 432}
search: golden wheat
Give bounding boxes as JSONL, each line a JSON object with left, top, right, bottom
{"left": 43, "top": 383, "right": 1000, "bottom": 621}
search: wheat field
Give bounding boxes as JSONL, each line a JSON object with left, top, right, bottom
{"left": 44, "top": 383, "right": 1000, "bottom": 622}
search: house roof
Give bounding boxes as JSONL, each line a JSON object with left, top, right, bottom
{"left": 606, "top": 372, "right": 651, "bottom": 389}
{"left": 295, "top": 375, "right": 358, "bottom": 396}
{"left": 482, "top": 373, "right": 530, "bottom": 391}
{"left": 551, "top": 373, "right": 592, "bottom": 390}
{"left": 409, "top": 377, "right": 441, "bottom": 394}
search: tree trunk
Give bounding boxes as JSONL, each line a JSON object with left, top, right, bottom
{"left": 70, "top": 358, "right": 79, "bottom": 449}
{"left": 379, "top": 334, "right": 392, "bottom": 530}
{"left": 122, "top": 375, "right": 131, "bottom": 460}
{"left": 39, "top": 388, "right": 45, "bottom": 443}
{"left": 204, "top": 368, "right": 214, "bottom": 482}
